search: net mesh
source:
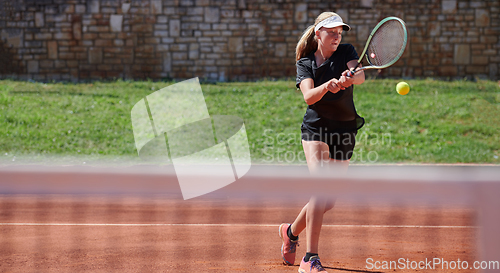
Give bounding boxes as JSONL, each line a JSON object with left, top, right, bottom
{"left": 0, "top": 164, "right": 498, "bottom": 272}
{"left": 367, "top": 19, "right": 407, "bottom": 67}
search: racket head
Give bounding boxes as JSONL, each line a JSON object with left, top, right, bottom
{"left": 363, "top": 17, "right": 408, "bottom": 69}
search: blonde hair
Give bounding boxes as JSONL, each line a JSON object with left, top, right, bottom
{"left": 295, "top": 12, "right": 339, "bottom": 61}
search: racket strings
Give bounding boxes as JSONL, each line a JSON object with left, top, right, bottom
{"left": 367, "top": 20, "right": 406, "bottom": 67}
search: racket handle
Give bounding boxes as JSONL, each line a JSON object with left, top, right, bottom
{"left": 347, "top": 70, "right": 355, "bottom": 77}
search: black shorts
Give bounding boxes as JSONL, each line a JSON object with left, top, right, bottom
{"left": 301, "top": 128, "right": 356, "bottom": 160}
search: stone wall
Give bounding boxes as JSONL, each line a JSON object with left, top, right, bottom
{"left": 0, "top": 0, "right": 498, "bottom": 82}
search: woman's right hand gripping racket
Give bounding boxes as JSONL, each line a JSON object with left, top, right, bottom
{"left": 348, "top": 17, "right": 408, "bottom": 77}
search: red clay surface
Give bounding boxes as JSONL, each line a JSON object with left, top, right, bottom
{"left": 0, "top": 195, "right": 477, "bottom": 272}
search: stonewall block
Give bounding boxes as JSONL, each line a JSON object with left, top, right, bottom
{"left": 59, "top": 52, "right": 75, "bottom": 59}
{"left": 205, "top": 7, "right": 219, "bottom": 23}
{"left": 47, "top": 40, "right": 58, "bottom": 59}
{"left": 132, "top": 24, "right": 153, "bottom": 32}
{"left": 275, "top": 43, "right": 287, "bottom": 57}
{"left": 89, "top": 0, "right": 100, "bottom": 14}
{"left": 238, "top": 0, "right": 246, "bottom": 9}
{"left": 180, "top": 0, "right": 195, "bottom": 6}
{"left": 39, "top": 60, "right": 54, "bottom": 69}
{"left": 95, "top": 39, "right": 113, "bottom": 47}
{"left": 295, "top": 3, "right": 307, "bottom": 23}
{"left": 73, "top": 21, "right": 82, "bottom": 40}
{"left": 196, "top": 0, "right": 210, "bottom": 6}
{"left": 472, "top": 56, "right": 489, "bottom": 65}
{"left": 442, "top": 0, "right": 456, "bottom": 13}
{"left": 438, "top": 66, "right": 457, "bottom": 76}
{"left": 75, "top": 5, "right": 86, "bottom": 13}
{"left": 35, "top": 33, "right": 52, "bottom": 40}
{"left": 63, "top": 4, "right": 75, "bottom": 14}
{"left": 35, "top": 12, "right": 44, "bottom": 27}
{"left": 89, "top": 47, "right": 103, "bottom": 64}
{"left": 476, "top": 9, "right": 490, "bottom": 27}
{"left": 170, "top": 20, "right": 180, "bottom": 37}
{"left": 27, "top": 60, "right": 39, "bottom": 73}
{"left": 189, "top": 43, "right": 199, "bottom": 59}
{"left": 480, "top": 36, "right": 498, "bottom": 44}
{"left": 145, "top": 37, "right": 160, "bottom": 44}
{"left": 157, "top": 18, "right": 168, "bottom": 25}
{"left": 228, "top": 37, "right": 243, "bottom": 53}
{"left": 360, "top": 0, "right": 374, "bottom": 8}
{"left": 110, "top": 15, "right": 123, "bottom": 32}
{"left": 54, "top": 32, "right": 73, "bottom": 40}
{"left": 248, "top": 23, "right": 265, "bottom": 36}
{"left": 153, "top": 30, "right": 168, "bottom": 37}
{"left": 428, "top": 23, "right": 440, "bottom": 36}
{"left": 1, "top": 30, "right": 23, "bottom": 48}
{"left": 466, "top": 65, "right": 486, "bottom": 74}
{"left": 99, "top": 33, "right": 116, "bottom": 39}
{"left": 45, "top": 14, "right": 68, "bottom": 23}
{"left": 454, "top": 44, "right": 470, "bottom": 65}
{"left": 151, "top": 0, "right": 162, "bottom": 15}
{"left": 173, "top": 52, "right": 188, "bottom": 60}
{"left": 122, "top": 3, "right": 131, "bottom": 13}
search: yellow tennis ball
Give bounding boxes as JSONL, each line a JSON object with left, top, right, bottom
{"left": 396, "top": 82, "right": 410, "bottom": 95}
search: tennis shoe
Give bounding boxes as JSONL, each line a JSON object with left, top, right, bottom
{"left": 298, "top": 255, "right": 327, "bottom": 273}
{"left": 279, "top": 223, "right": 298, "bottom": 265}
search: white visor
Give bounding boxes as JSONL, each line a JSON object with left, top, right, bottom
{"left": 314, "top": 15, "right": 351, "bottom": 32}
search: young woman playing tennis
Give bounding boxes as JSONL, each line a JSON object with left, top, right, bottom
{"left": 279, "top": 12, "right": 365, "bottom": 273}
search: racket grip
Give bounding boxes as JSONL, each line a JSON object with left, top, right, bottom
{"left": 347, "top": 70, "right": 355, "bottom": 77}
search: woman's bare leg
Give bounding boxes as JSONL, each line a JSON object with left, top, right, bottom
{"left": 289, "top": 140, "right": 349, "bottom": 254}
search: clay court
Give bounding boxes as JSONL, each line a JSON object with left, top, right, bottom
{"left": 0, "top": 165, "right": 496, "bottom": 272}
{"left": 0, "top": 197, "right": 477, "bottom": 272}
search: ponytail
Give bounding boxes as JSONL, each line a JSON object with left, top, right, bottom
{"left": 295, "top": 25, "right": 317, "bottom": 61}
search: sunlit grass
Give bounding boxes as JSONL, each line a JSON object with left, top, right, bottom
{"left": 0, "top": 78, "right": 499, "bottom": 164}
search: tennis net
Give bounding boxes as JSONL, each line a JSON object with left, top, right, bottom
{"left": 1, "top": 163, "right": 499, "bottom": 272}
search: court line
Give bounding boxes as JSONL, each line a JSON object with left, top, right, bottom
{"left": 0, "top": 223, "right": 477, "bottom": 228}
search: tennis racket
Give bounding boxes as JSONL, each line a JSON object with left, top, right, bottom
{"left": 347, "top": 17, "right": 408, "bottom": 77}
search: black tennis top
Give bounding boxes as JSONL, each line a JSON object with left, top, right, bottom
{"left": 296, "top": 44, "right": 364, "bottom": 134}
